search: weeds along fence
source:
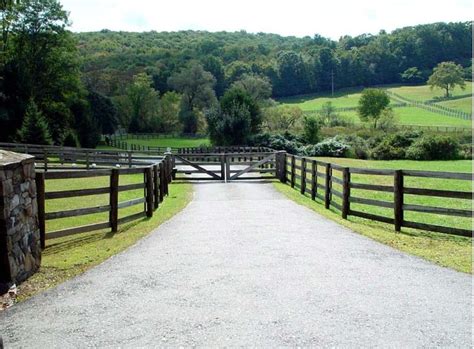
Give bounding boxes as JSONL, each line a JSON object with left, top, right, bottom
{"left": 280, "top": 154, "right": 473, "bottom": 237}
{"left": 0, "top": 143, "right": 174, "bottom": 248}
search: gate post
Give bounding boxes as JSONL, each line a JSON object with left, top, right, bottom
{"left": 220, "top": 154, "right": 226, "bottom": 180}
{"left": 276, "top": 151, "right": 287, "bottom": 183}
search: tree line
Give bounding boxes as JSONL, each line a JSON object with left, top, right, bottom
{"left": 0, "top": 0, "right": 471, "bottom": 147}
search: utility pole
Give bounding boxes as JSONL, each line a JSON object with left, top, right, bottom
{"left": 331, "top": 69, "right": 335, "bottom": 97}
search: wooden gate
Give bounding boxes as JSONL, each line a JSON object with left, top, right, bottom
{"left": 173, "top": 151, "right": 282, "bottom": 182}
{"left": 226, "top": 152, "right": 277, "bottom": 181}
{"left": 173, "top": 153, "right": 226, "bottom": 181}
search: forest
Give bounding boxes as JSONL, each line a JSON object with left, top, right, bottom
{"left": 0, "top": 0, "right": 472, "bottom": 148}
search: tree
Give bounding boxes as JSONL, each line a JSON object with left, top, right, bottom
{"left": 262, "top": 105, "right": 303, "bottom": 132}
{"left": 358, "top": 89, "right": 390, "bottom": 129}
{"left": 87, "top": 90, "right": 119, "bottom": 134}
{"left": 230, "top": 73, "right": 272, "bottom": 102}
{"left": 168, "top": 62, "right": 216, "bottom": 133}
{"left": 17, "top": 99, "right": 52, "bottom": 144}
{"left": 126, "top": 72, "right": 159, "bottom": 132}
{"left": 318, "top": 102, "right": 338, "bottom": 125}
{"left": 206, "top": 88, "right": 263, "bottom": 145}
{"left": 401, "top": 67, "right": 424, "bottom": 84}
{"left": 220, "top": 87, "right": 262, "bottom": 134}
{"left": 427, "top": 61, "right": 466, "bottom": 98}
{"left": 158, "top": 91, "right": 181, "bottom": 133}
{"left": 1, "top": 0, "right": 86, "bottom": 143}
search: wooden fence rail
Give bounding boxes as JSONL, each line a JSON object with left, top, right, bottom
{"left": 27, "top": 152, "right": 174, "bottom": 249}
{"left": 279, "top": 153, "right": 473, "bottom": 237}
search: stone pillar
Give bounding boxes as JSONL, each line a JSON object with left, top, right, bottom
{"left": 0, "top": 150, "right": 41, "bottom": 291}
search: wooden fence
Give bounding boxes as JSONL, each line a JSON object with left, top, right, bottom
{"left": 0, "top": 142, "right": 164, "bottom": 170}
{"left": 279, "top": 154, "right": 473, "bottom": 237}
{"left": 35, "top": 157, "right": 173, "bottom": 248}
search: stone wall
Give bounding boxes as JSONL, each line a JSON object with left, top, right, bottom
{"left": 0, "top": 150, "right": 41, "bottom": 289}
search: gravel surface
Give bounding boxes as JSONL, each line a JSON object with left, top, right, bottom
{"left": 0, "top": 181, "right": 471, "bottom": 347}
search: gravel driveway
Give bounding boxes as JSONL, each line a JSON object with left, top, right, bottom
{"left": 0, "top": 181, "right": 471, "bottom": 347}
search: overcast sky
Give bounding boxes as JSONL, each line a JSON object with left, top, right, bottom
{"left": 60, "top": 0, "right": 472, "bottom": 39}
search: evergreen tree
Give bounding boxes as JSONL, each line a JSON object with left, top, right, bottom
{"left": 17, "top": 100, "right": 52, "bottom": 144}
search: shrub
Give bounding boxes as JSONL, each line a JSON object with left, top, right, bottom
{"left": 302, "top": 115, "right": 320, "bottom": 144}
{"left": 406, "top": 135, "right": 460, "bottom": 160}
{"left": 370, "top": 131, "right": 421, "bottom": 160}
{"left": 334, "top": 135, "right": 369, "bottom": 159}
{"left": 63, "top": 130, "right": 80, "bottom": 147}
{"left": 301, "top": 137, "right": 350, "bottom": 157}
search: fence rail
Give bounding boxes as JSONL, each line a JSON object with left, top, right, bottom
{"left": 280, "top": 154, "right": 473, "bottom": 237}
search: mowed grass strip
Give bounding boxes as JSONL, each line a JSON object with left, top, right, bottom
{"left": 17, "top": 180, "right": 193, "bottom": 301}
{"left": 273, "top": 181, "right": 472, "bottom": 274}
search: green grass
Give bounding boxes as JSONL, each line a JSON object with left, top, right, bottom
{"left": 339, "top": 107, "right": 472, "bottom": 127}
{"left": 435, "top": 96, "right": 472, "bottom": 114}
{"left": 273, "top": 181, "right": 472, "bottom": 274}
{"left": 312, "top": 158, "right": 472, "bottom": 232}
{"left": 122, "top": 137, "right": 210, "bottom": 148}
{"left": 17, "top": 181, "right": 193, "bottom": 301}
{"left": 387, "top": 82, "right": 473, "bottom": 101}
{"left": 278, "top": 83, "right": 472, "bottom": 128}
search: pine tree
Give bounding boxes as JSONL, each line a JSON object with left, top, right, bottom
{"left": 17, "top": 100, "right": 53, "bottom": 145}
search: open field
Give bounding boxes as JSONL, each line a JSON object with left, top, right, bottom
{"left": 436, "top": 97, "right": 472, "bottom": 114}
{"left": 17, "top": 181, "right": 193, "bottom": 301}
{"left": 279, "top": 83, "right": 472, "bottom": 128}
{"left": 339, "top": 107, "right": 472, "bottom": 127}
{"left": 387, "top": 82, "right": 473, "bottom": 101}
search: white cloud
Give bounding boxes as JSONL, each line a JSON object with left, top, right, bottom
{"left": 61, "top": 0, "right": 472, "bottom": 39}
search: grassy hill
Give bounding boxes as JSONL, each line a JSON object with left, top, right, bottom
{"left": 279, "top": 83, "right": 472, "bottom": 128}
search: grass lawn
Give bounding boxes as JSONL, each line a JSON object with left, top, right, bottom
{"left": 387, "top": 82, "right": 472, "bottom": 101}
{"left": 435, "top": 96, "right": 472, "bottom": 114}
{"left": 17, "top": 181, "right": 193, "bottom": 301}
{"left": 122, "top": 137, "right": 210, "bottom": 148}
{"left": 273, "top": 182, "right": 471, "bottom": 273}
{"left": 339, "top": 107, "right": 472, "bottom": 127}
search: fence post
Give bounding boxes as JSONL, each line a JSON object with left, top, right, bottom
{"left": 86, "top": 151, "right": 90, "bottom": 170}
{"left": 342, "top": 167, "right": 350, "bottom": 219}
{"left": 220, "top": 154, "right": 226, "bottom": 180}
{"left": 324, "top": 163, "right": 331, "bottom": 209}
{"left": 394, "top": 170, "right": 404, "bottom": 232}
{"left": 36, "top": 172, "right": 46, "bottom": 250}
{"left": 128, "top": 151, "right": 132, "bottom": 168}
{"left": 44, "top": 149, "right": 48, "bottom": 172}
{"left": 159, "top": 162, "right": 165, "bottom": 202}
{"left": 153, "top": 165, "right": 159, "bottom": 209}
{"left": 110, "top": 169, "right": 119, "bottom": 233}
{"left": 301, "top": 157, "right": 306, "bottom": 195}
{"left": 311, "top": 160, "right": 317, "bottom": 200}
{"left": 290, "top": 156, "right": 296, "bottom": 188}
{"left": 145, "top": 167, "right": 154, "bottom": 218}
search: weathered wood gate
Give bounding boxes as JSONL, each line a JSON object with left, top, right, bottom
{"left": 173, "top": 151, "right": 285, "bottom": 182}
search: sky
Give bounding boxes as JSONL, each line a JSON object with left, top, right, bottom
{"left": 60, "top": 0, "right": 472, "bottom": 39}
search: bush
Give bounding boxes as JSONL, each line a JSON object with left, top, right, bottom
{"left": 334, "top": 135, "right": 369, "bottom": 159}
{"left": 370, "top": 131, "right": 421, "bottom": 160}
{"left": 406, "top": 135, "right": 460, "bottom": 160}
{"left": 63, "top": 130, "right": 80, "bottom": 147}
{"left": 301, "top": 137, "right": 350, "bottom": 157}
{"left": 302, "top": 115, "right": 320, "bottom": 144}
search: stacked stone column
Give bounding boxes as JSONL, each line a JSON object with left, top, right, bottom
{"left": 0, "top": 150, "right": 41, "bottom": 290}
